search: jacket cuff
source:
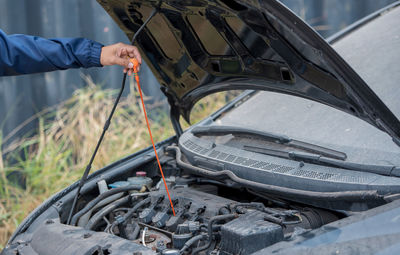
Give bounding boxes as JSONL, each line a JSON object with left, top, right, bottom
{"left": 88, "top": 41, "right": 103, "bottom": 67}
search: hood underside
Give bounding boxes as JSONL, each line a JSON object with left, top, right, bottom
{"left": 98, "top": 0, "right": 400, "bottom": 144}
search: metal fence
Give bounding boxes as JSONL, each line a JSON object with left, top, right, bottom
{"left": 0, "top": 0, "right": 396, "bottom": 145}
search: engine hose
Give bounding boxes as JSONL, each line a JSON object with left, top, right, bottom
{"left": 192, "top": 214, "right": 237, "bottom": 255}
{"left": 231, "top": 202, "right": 301, "bottom": 225}
{"left": 111, "top": 196, "right": 152, "bottom": 229}
{"left": 200, "top": 224, "right": 223, "bottom": 231}
{"left": 263, "top": 213, "right": 284, "bottom": 225}
{"left": 232, "top": 202, "right": 294, "bottom": 218}
{"left": 85, "top": 196, "right": 130, "bottom": 230}
{"left": 167, "top": 146, "right": 382, "bottom": 202}
{"left": 179, "top": 234, "right": 207, "bottom": 254}
{"left": 77, "top": 192, "right": 123, "bottom": 227}
{"left": 70, "top": 184, "right": 143, "bottom": 226}
{"left": 219, "top": 206, "right": 231, "bottom": 215}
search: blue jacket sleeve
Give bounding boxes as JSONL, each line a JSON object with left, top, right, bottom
{"left": 0, "top": 29, "right": 103, "bottom": 76}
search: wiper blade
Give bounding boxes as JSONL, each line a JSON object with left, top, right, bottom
{"left": 191, "top": 125, "right": 347, "bottom": 160}
{"left": 191, "top": 125, "right": 290, "bottom": 143}
{"left": 192, "top": 125, "right": 400, "bottom": 177}
{"left": 288, "top": 151, "right": 400, "bottom": 177}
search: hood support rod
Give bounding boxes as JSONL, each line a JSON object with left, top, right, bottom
{"left": 66, "top": 8, "right": 158, "bottom": 225}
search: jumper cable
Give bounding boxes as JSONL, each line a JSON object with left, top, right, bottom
{"left": 130, "top": 58, "right": 176, "bottom": 216}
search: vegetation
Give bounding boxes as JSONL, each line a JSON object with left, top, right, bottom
{"left": 0, "top": 76, "right": 240, "bottom": 248}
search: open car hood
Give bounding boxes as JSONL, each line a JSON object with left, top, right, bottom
{"left": 98, "top": 0, "right": 400, "bottom": 144}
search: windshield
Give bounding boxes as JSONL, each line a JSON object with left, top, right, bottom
{"left": 333, "top": 5, "right": 400, "bottom": 118}
{"left": 212, "top": 6, "right": 400, "bottom": 166}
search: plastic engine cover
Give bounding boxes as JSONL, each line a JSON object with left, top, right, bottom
{"left": 220, "top": 210, "right": 283, "bottom": 255}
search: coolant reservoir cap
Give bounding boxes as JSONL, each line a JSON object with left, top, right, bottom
{"left": 136, "top": 171, "right": 147, "bottom": 177}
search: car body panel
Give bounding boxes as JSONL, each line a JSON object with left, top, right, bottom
{"left": 253, "top": 199, "right": 400, "bottom": 255}
{"left": 97, "top": 0, "right": 400, "bottom": 144}
{"left": 216, "top": 4, "right": 400, "bottom": 164}
{"left": 3, "top": 2, "right": 400, "bottom": 255}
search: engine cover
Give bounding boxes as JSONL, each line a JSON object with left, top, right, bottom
{"left": 220, "top": 211, "right": 283, "bottom": 255}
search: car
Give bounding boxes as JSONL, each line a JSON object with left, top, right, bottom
{"left": 2, "top": 0, "right": 400, "bottom": 254}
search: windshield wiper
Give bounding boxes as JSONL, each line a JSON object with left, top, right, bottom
{"left": 241, "top": 145, "right": 400, "bottom": 177}
{"left": 191, "top": 125, "right": 400, "bottom": 177}
{"left": 288, "top": 151, "right": 400, "bottom": 177}
{"left": 191, "top": 125, "right": 347, "bottom": 160}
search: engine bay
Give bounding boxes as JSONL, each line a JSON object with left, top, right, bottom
{"left": 7, "top": 142, "right": 398, "bottom": 255}
{"left": 5, "top": 130, "right": 397, "bottom": 255}
{"left": 61, "top": 154, "right": 342, "bottom": 255}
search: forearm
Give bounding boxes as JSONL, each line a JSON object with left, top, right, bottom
{"left": 0, "top": 29, "right": 103, "bottom": 76}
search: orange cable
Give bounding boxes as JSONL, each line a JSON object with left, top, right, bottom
{"left": 130, "top": 58, "right": 176, "bottom": 216}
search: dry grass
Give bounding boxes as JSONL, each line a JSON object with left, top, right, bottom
{"left": 0, "top": 76, "right": 240, "bottom": 248}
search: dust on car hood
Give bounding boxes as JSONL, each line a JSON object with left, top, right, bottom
{"left": 97, "top": 0, "right": 400, "bottom": 145}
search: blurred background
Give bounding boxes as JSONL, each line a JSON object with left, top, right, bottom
{"left": 0, "top": 0, "right": 398, "bottom": 248}
{"left": 0, "top": 0, "right": 396, "bottom": 146}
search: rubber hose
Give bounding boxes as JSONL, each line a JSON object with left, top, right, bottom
{"left": 70, "top": 184, "right": 142, "bottom": 226}
{"left": 85, "top": 196, "right": 130, "bottom": 230}
{"left": 179, "top": 234, "right": 207, "bottom": 254}
{"left": 78, "top": 193, "right": 124, "bottom": 227}
{"left": 192, "top": 214, "right": 237, "bottom": 255}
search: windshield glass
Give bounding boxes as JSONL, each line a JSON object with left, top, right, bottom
{"left": 212, "top": 6, "right": 400, "bottom": 165}
{"left": 333, "top": 5, "right": 400, "bottom": 118}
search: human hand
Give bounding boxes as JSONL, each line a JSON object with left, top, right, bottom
{"left": 100, "top": 43, "right": 142, "bottom": 75}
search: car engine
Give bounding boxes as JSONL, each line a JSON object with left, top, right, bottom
{"left": 4, "top": 145, "right": 355, "bottom": 255}
{"left": 65, "top": 167, "right": 340, "bottom": 255}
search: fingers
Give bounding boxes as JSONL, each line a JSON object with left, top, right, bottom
{"left": 100, "top": 42, "right": 142, "bottom": 74}
{"left": 115, "top": 44, "right": 141, "bottom": 73}
{"left": 125, "top": 46, "right": 142, "bottom": 65}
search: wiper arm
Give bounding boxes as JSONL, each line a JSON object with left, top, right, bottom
{"left": 288, "top": 151, "right": 400, "bottom": 177}
{"left": 191, "top": 125, "right": 347, "bottom": 160}
{"left": 191, "top": 125, "right": 400, "bottom": 177}
{"left": 191, "top": 125, "right": 290, "bottom": 143}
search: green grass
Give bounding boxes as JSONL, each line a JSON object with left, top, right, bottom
{"left": 0, "top": 76, "right": 240, "bottom": 248}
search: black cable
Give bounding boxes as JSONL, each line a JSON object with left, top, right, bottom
{"left": 179, "top": 234, "right": 207, "bottom": 254}
{"left": 192, "top": 214, "right": 237, "bottom": 255}
{"left": 66, "top": 8, "right": 158, "bottom": 225}
{"left": 110, "top": 196, "right": 152, "bottom": 229}
{"left": 232, "top": 202, "right": 287, "bottom": 217}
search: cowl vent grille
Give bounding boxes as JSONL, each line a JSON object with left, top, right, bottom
{"left": 179, "top": 131, "right": 400, "bottom": 210}
{"left": 178, "top": 131, "right": 400, "bottom": 199}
